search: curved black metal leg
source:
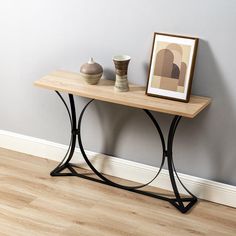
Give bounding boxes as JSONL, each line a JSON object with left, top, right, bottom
{"left": 50, "top": 92, "right": 77, "bottom": 176}
{"left": 167, "top": 116, "right": 197, "bottom": 213}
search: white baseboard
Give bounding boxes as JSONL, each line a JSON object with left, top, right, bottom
{"left": 0, "top": 130, "right": 235, "bottom": 208}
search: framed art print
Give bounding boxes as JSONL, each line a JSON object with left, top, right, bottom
{"left": 146, "top": 32, "right": 198, "bottom": 102}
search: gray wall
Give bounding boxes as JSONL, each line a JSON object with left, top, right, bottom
{"left": 0, "top": 0, "right": 236, "bottom": 185}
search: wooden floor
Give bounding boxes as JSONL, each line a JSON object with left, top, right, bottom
{"left": 0, "top": 148, "right": 235, "bottom": 236}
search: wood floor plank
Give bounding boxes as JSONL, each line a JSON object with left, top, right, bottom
{"left": 0, "top": 148, "right": 235, "bottom": 236}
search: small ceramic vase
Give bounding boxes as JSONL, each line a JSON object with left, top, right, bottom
{"left": 113, "top": 55, "right": 131, "bottom": 92}
{"left": 80, "top": 58, "right": 103, "bottom": 85}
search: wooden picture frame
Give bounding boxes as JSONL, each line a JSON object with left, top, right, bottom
{"left": 146, "top": 32, "right": 199, "bottom": 102}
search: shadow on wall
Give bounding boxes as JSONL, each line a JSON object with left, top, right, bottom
{"left": 83, "top": 102, "right": 133, "bottom": 176}
{"left": 94, "top": 102, "right": 134, "bottom": 152}
{"left": 181, "top": 39, "right": 236, "bottom": 186}
{"left": 103, "top": 68, "right": 115, "bottom": 81}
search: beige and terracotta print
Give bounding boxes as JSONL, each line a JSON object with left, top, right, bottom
{"left": 151, "top": 42, "right": 190, "bottom": 93}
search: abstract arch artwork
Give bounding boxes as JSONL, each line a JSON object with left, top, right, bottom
{"left": 146, "top": 33, "right": 198, "bottom": 102}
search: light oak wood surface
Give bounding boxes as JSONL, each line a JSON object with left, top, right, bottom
{"left": 34, "top": 70, "right": 211, "bottom": 118}
{"left": 0, "top": 148, "right": 235, "bottom": 236}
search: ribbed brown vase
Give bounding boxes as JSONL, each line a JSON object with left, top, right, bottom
{"left": 113, "top": 55, "right": 131, "bottom": 92}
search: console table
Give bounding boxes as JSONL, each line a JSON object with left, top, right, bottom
{"left": 34, "top": 70, "right": 211, "bottom": 213}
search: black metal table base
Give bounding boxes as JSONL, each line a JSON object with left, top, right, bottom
{"left": 51, "top": 92, "right": 197, "bottom": 214}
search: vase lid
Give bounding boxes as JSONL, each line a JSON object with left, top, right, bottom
{"left": 88, "top": 57, "right": 95, "bottom": 64}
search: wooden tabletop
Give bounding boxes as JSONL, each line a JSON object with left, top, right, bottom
{"left": 34, "top": 70, "right": 211, "bottom": 118}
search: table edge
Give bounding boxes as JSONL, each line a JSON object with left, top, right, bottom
{"left": 34, "top": 80, "right": 212, "bottom": 119}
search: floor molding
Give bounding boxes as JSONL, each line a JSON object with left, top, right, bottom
{"left": 0, "top": 129, "right": 235, "bottom": 208}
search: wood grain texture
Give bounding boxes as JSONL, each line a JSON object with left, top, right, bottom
{"left": 0, "top": 148, "right": 235, "bottom": 236}
{"left": 34, "top": 70, "right": 211, "bottom": 118}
